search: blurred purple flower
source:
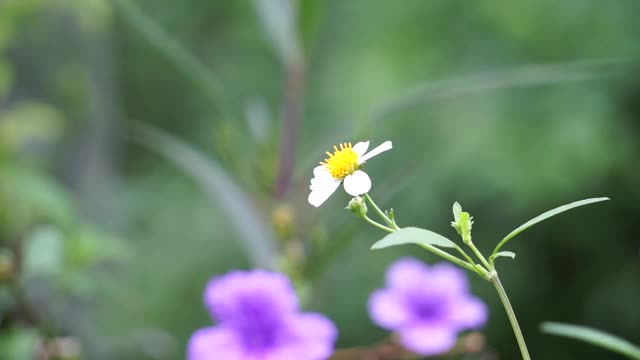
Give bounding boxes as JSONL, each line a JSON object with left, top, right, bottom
{"left": 188, "top": 270, "right": 337, "bottom": 360}
{"left": 368, "top": 258, "right": 488, "bottom": 356}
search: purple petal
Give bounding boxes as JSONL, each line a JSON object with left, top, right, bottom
{"left": 428, "top": 263, "right": 469, "bottom": 296}
{"left": 385, "top": 257, "right": 427, "bottom": 291}
{"left": 204, "top": 270, "right": 298, "bottom": 322}
{"left": 269, "top": 313, "right": 337, "bottom": 360}
{"left": 368, "top": 289, "right": 411, "bottom": 329}
{"left": 187, "top": 326, "right": 243, "bottom": 360}
{"left": 448, "top": 296, "right": 488, "bottom": 330}
{"left": 290, "top": 313, "right": 337, "bottom": 342}
{"left": 399, "top": 324, "right": 457, "bottom": 356}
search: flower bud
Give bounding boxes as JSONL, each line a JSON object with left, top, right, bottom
{"left": 272, "top": 204, "right": 295, "bottom": 240}
{"left": 451, "top": 202, "right": 474, "bottom": 243}
{"left": 346, "top": 196, "right": 368, "bottom": 218}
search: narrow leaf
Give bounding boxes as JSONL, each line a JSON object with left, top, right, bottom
{"left": 493, "top": 197, "right": 609, "bottom": 254}
{"left": 490, "top": 251, "right": 516, "bottom": 262}
{"left": 113, "top": 0, "right": 230, "bottom": 117}
{"left": 541, "top": 322, "right": 640, "bottom": 359}
{"left": 254, "top": 0, "right": 302, "bottom": 66}
{"left": 129, "top": 123, "right": 277, "bottom": 269}
{"left": 368, "top": 59, "right": 627, "bottom": 125}
{"left": 371, "top": 227, "right": 457, "bottom": 250}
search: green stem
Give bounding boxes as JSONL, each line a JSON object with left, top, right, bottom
{"left": 419, "top": 244, "right": 477, "bottom": 273}
{"left": 363, "top": 193, "right": 396, "bottom": 229}
{"left": 362, "top": 193, "right": 481, "bottom": 276}
{"left": 362, "top": 215, "right": 395, "bottom": 233}
{"left": 466, "top": 241, "right": 493, "bottom": 271}
{"left": 453, "top": 244, "right": 476, "bottom": 265}
{"left": 491, "top": 274, "right": 531, "bottom": 360}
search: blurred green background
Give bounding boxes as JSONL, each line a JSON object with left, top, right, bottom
{"left": 0, "top": 0, "right": 639, "bottom": 359}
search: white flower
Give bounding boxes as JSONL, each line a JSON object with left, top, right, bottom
{"left": 308, "top": 140, "right": 393, "bottom": 207}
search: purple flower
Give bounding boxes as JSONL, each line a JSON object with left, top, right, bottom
{"left": 188, "top": 270, "right": 337, "bottom": 360}
{"left": 368, "top": 258, "right": 488, "bottom": 356}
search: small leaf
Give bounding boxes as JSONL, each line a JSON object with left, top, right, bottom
{"left": 493, "top": 197, "right": 609, "bottom": 254}
{"left": 541, "top": 322, "right": 640, "bottom": 359}
{"left": 452, "top": 202, "right": 462, "bottom": 222}
{"left": 490, "top": 251, "right": 516, "bottom": 262}
{"left": 371, "top": 227, "right": 457, "bottom": 250}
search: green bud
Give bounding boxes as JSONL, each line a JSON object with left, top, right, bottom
{"left": 346, "top": 196, "right": 368, "bottom": 218}
{"left": 451, "top": 202, "right": 474, "bottom": 243}
{"left": 387, "top": 208, "right": 395, "bottom": 222}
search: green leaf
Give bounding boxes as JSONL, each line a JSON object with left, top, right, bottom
{"left": 0, "top": 165, "right": 74, "bottom": 234}
{"left": 371, "top": 227, "right": 457, "bottom": 250}
{"left": 0, "top": 328, "right": 39, "bottom": 360}
{"left": 493, "top": 197, "right": 609, "bottom": 254}
{"left": 541, "top": 322, "right": 640, "bottom": 359}
{"left": 490, "top": 251, "right": 516, "bottom": 262}
{"left": 23, "top": 225, "right": 64, "bottom": 278}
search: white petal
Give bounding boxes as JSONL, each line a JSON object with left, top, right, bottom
{"left": 308, "top": 178, "right": 341, "bottom": 207}
{"left": 352, "top": 141, "right": 370, "bottom": 157}
{"left": 343, "top": 170, "right": 371, "bottom": 196}
{"left": 310, "top": 166, "right": 332, "bottom": 189}
{"left": 313, "top": 165, "right": 329, "bottom": 177}
{"left": 358, "top": 140, "right": 393, "bottom": 164}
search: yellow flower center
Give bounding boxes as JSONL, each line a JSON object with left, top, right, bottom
{"left": 320, "top": 142, "right": 359, "bottom": 179}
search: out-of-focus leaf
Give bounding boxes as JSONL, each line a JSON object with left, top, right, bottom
{"left": 130, "top": 123, "right": 277, "bottom": 269}
{"left": 367, "top": 59, "right": 628, "bottom": 125}
{"left": 0, "top": 166, "right": 74, "bottom": 235}
{"left": 59, "top": 0, "right": 112, "bottom": 32}
{"left": 65, "top": 226, "right": 129, "bottom": 269}
{"left": 0, "top": 328, "right": 39, "bottom": 359}
{"left": 0, "top": 60, "right": 13, "bottom": 101}
{"left": 371, "top": 227, "right": 457, "bottom": 250}
{"left": 493, "top": 197, "right": 609, "bottom": 254}
{"left": 112, "top": 0, "right": 230, "bottom": 116}
{"left": 244, "top": 97, "right": 271, "bottom": 144}
{"left": 0, "top": 102, "right": 65, "bottom": 153}
{"left": 23, "top": 225, "right": 64, "bottom": 278}
{"left": 254, "top": 0, "right": 302, "bottom": 66}
{"left": 541, "top": 322, "right": 640, "bottom": 359}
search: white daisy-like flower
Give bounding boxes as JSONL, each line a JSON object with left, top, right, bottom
{"left": 308, "top": 140, "right": 393, "bottom": 207}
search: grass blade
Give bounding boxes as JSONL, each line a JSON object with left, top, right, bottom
{"left": 541, "top": 322, "right": 640, "bottom": 359}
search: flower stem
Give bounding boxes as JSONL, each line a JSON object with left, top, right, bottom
{"left": 453, "top": 245, "right": 482, "bottom": 272}
{"left": 419, "top": 244, "right": 477, "bottom": 274}
{"left": 491, "top": 274, "right": 531, "bottom": 360}
{"left": 363, "top": 193, "right": 397, "bottom": 229}
{"left": 466, "top": 241, "right": 493, "bottom": 271}
{"left": 362, "top": 215, "right": 395, "bottom": 233}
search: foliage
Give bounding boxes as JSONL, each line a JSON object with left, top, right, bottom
{"left": 0, "top": 0, "right": 638, "bottom": 359}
